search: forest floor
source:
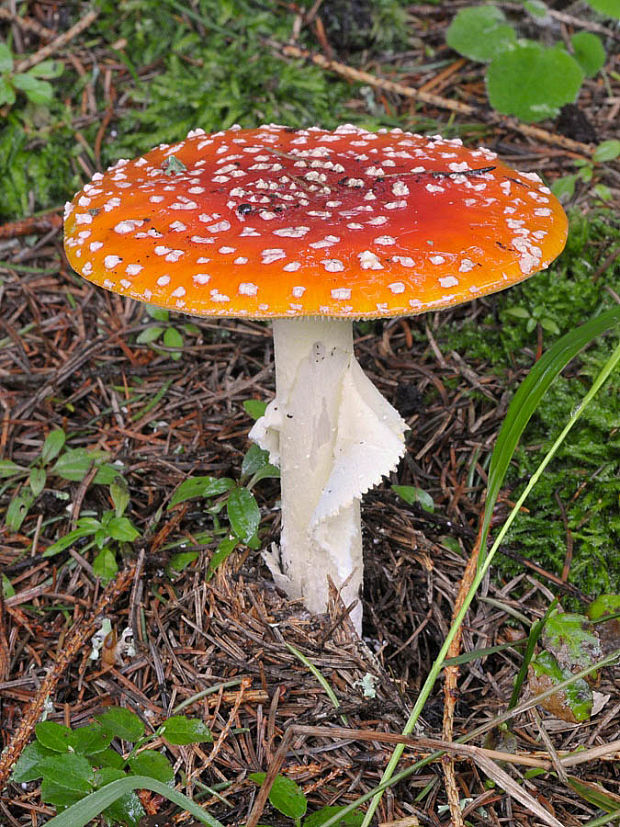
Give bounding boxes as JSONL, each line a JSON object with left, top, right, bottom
{"left": 1, "top": 2, "right": 619, "bottom": 825}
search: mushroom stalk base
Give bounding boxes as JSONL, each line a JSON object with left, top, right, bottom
{"left": 250, "top": 317, "right": 407, "bottom": 632}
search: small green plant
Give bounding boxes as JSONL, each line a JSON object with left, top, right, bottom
{"left": 446, "top": 3, "right": 614, "bottom": 122}
{"left": 552, "top": 139, "right": 620, "bottom": 203}
{"left": 42, "top": 476, "right": 140, "bottom": 581}
{"left": 136, "top": 305, "right": 201, "bottom": 361}
{"left": 10, "top": 707, "right": 213, "bottom": 826}
{"left": 392, "top": 484, "right": 435, "bottom": 513}
{"left": 504, "top": 303, "right": 560, "bottom": 335}
{"left": 168, "top": 407, "right": 279, "bottom": 577}
{"left": 249, "top": 773, "right": 365, "bottom": 827}
{"left": 1, "top": 429, "right": 121, "bottom": 532}
{"left": 0, "top": 43, "right": 63, "bottom": 109}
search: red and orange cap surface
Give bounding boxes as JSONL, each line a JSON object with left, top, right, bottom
{"left": 64, "top": 124, "right": 568, "bottom": 319}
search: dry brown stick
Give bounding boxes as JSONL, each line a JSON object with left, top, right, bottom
{"left": 441, "top": 525, "right": 484, "bottom": 827}
{"left": 14, "top": 8, "right": 99, "bottom": 74}
{"left": 0, "top": 8, "right": 57, "bottom": 40}
{"left": 0, "top": 211, "right": 62, "bottom": 240}
{"left": 246, "top": 723, "right": 615, "bottom": 827}
{"left": 0, "top": 563, "right": 136, "bottom": 789}
{"left": 277, "top": 43, "right": 594, "bottom": 156}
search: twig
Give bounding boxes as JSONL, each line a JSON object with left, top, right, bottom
{"left": 245, "top": 723, "right": 620, "bottom": 827}
{"left": 14, "top": 8, "right": 100, "bottom": 74}
{"left": 274, "top": 43, "right": 594, "bottom": 156}
{"left": 441, "top": 524, "right": 483, "bottom": 827}
{"left": 0, "top": 8, "right": 57, "bottom": 41}
{"left": 0, "top": 563, "right": 136, "bottom": 788}
{"left": 0, "top": 211, "right": 62, "bottom": 240}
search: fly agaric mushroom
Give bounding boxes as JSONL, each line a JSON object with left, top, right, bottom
{"left": 64, "top": 124, "right": 568, "bottom": 632}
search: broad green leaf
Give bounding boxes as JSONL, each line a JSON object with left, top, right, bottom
{"left": 12, "top": 73, "right": 54, "bottom": 105}
{"left": 247, "top": 463, "right": 280, "bottom": 486}
{"left": 93, "top": 547, "right": 118, "bottom": 582}
{"left": 570, "top": 31, "right": 606, "bottom": 77}
{"left": 163, "top": 326, "right": 184, "bottom": 349}
{"left": 95, "top": 748, "right": 125, "bottom": 770}
{"left": 43, "top": 522, "right": 101, "bottom": 557}
{"left": 10, "top": 741, "right": 56, "bottom": 783}
{"left": 169, "top": 475, "right": 235, "bottom": 507}
{"left": 42, "top": 775, "right": 225, "bottom": 827}
{"left": 446, "top": 6, "right": 516, "bottom": 63}
{"left": 207, "top": 536, "right": 238, "bottom": 579}
{"left": 0, "top": 76, "right": 15, "bottom": 106}
{"left": 40, "top": 778, "right": 90, "bottom": 809}
{"left": 585, "top": 0, "right": 620, "bottom": 19}
{"left": 39, "top": 752, "right": 94, "bottom": 791}
{"left": 96, "top": 708, "right": 144, "bottom": 742}
{"left": 93, "top": 463, "right": 119, "bottom": 485}
{"left": 241, "top": 443, "right": 270, "bottom": 478}
{"left": 505, "top": 306, "right": 531, "bottom": 320}
{"left": 110, "top": 476, "right": 130, "bottom": 517}
{"left": 106, "top": 515, "right": 140, "bottom": 542}
{"left": 73, "top": 724, "right": 113, "bottom": 756}
{"left": 52, "top": 449, "right": 108, "bottom": 482}
{"left": 6, "top": 488, "right": 34, "bottom": 531}
{"left": 2, "top": 573, "right": 15, "bottom": 598}
{"left": 392, "top": 484, "right": 434, "bottom": 513}
{"left": 250, "top": 773, "right": 308, "bottom": 819}
{"left": 551, "top": 174, "right": 577, "bottom": 203}
{"left": 28, "top": 466, "right": 46, "bottom": 497}
{"left": 593, "top": 139, "right": 620, "bottom": 163}
{"left": 543, "top": 611, "right": 601, "bottom": 671}
{"left": 524, "top": 0, "right": 548, "bottom": 17}
{"left": 41, "top": 430, "right": 66, "bottom": 463}
{"left": 0, "top": 42, "right": 14, "bottom": 73}
{"left": 35, "top": 721, "right": 76, "bottom": 753}
{"left": 227, "top": 487, "right": 260, "bottom": 543}
{"left": 28, "top": 59, "right": 64, "bottom": 79}
{"left": 168, "top": 550, "right": 200, "bottom": 573}
{"left": 145, "top": 305, "right": 169, "bottom": 322}
{"left": 304, "top": 806, "right": 366, "bottom": 827}
{"left": 0, "top": 459, "right": 28, "bottom": 478}
{"left": 528, "top": 650, "right": 592, "bottom": 722}
{"left": 136, "top": 325, "right": 164, "bottom": 344}
{"left": 127, "top": 750, "right": 174, "bottom": 784}
{"left": 95, "top": 767, "right": 126, "bottom": 786}
{"left": 243, "top": 399, "right": 267, "bottom": 420}
{"left": 487, "top": 43, "right": 584, "bottom": 122}
{"left": 160, "top": 715, "right": 213, "bottom": 745}
{"left": 540, "top": 317, "right": 560, "bottom": 335}
{"left": 480, "top": 307, "right": 620, "bottom": 555}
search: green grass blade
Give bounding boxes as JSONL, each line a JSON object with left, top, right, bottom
{"left": 285, "top": 643, "right": 348, "bottom": 726}
{"left": 480, "top": 306, "right": 620, "bottom": 555}
{"left": 508, "top": 598, "right": 558, "bottom": 709}
{"left": 360, "top": 321, "right": 620, "bottom": 827}
{"left": 42, "top": 775, "right": 225, "bottom": 827}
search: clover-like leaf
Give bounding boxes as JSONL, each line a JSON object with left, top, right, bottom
{"left": 446, "top": 6, "right": 516, "bottom": 63}
{"left": 487, "top": 43, "right": 584, "bottom": 122}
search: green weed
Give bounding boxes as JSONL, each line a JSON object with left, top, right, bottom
{"left": 446, "top": 2, "right": 617, "bottom": 122}
{"left": 168, "top": 435, "right": 279, "bottom": 578}
{"left": 11, "top": 708, "right": 214, "bottom": 827}
{"left": 1, "top": 429, "right": 121, "bottom": 533}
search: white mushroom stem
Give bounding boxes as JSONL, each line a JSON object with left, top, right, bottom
{"left": 249, "top": 317, "right": 407, "bottom": 632}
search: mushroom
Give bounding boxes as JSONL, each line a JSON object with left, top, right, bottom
{"left": 63, "top": 124, "right": 567, "bottom": 632}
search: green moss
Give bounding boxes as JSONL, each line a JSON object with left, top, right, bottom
{"left": 437, "top": 209, "right": 620, "bottom": 603}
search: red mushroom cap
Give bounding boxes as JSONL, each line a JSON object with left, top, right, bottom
{"left": 64, "top": 124, "right": 568, "bottom": 318}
